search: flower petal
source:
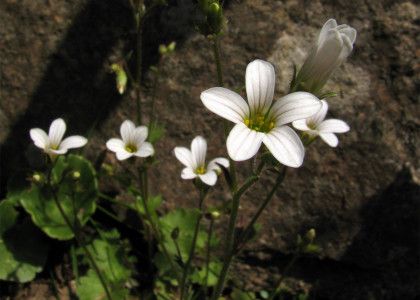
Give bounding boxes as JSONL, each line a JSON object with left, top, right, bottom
{"left": 339, "top": 27, "right": 357, "bottom": 45}
{"left": 191, "top": 136, "right": 207, "bottom": 169}
{"left": 133, "top": 126, "right": 148, "bottom": 147}
{"left": 319, "top": 133, "right": 339, "bottom": 147}
{"left": 318, "top": 119, "right": 350, "bottom": 133}
{"left": 269, "top": 92, "right": 321, "bottom": 125}
{"left": 227, "top": 123, "right": 264, "bottom": 161}
{"left": 207, "top": 157, "right": 229, "bottom": 171}
{"left": 135, "top": 142, "right": 154, "bottom": 157}
{"left": 307, "top": 99, "right": 329, "bottom": 127}
{"left": 45, "top": 148, "right": 67, "bottom": 155}
{"left": 49, "top": 118, "right": 66, "bottom": 147}
{"left": 246, "top": 59, "right": 275, "bottom": 115}
{"left": 199, "top": 172, "right": 217, "bottom": 186}
{"left": 318, "top": 19, "right": 338, "bottom": 45}
{"left": 292, "top": 119, "right": 311, "bottom": 131}
{"left": 116, "top": 150, "right": 134, "bottom": 161}
{"left": 106, "top": 138, "right": 125, "bottom": 153}
{"left": 30, "top": 128, "right": 49, "bottom": 149}
{"left": 60, "top": 136, "right": 87, "bottom": 150}
{"left": 120, "top": 120, "right": 135, "bottom": 143}
{"left": 181, "top": 168, "right": 197, "bottom": 180}
{"left": 263, "top": 126, "right": 304, "bottom": 168}
{"left": 201, "top": 87, "right": 249, "bottom": 123}
{"left": 174, "top": 147, "right": 195, "bottom": 169}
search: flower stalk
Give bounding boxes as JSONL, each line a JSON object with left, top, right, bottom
{"left": 180, "top": 186, "right": 206, "bottom": 300}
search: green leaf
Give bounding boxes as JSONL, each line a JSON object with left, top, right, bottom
{"left": 230, "top": 289, "right": 256, "bottom": 300}
{"left": 76, "top": 229, "right": 135, "bottom": 300}
{"left": 20, "top": 155, "right": 97, "bottom": 240}
{"left": 158, "top": 208, "right": 205, "bottom": 262}
{"left": 0, "top": 200, "right": 49, "bottom": 282}
{"left": 192, "top": 261, "right": 222, "bottom": 287}
{"left": 77, "top": 269, "right": 110, "bottom": 300}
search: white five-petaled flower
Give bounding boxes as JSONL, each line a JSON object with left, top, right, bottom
{"left": 174, "top": 136, "right": 229, "bottom": 186}
{"left": 294, "top": 19, "right": 357, "bottom": 96}
{"left": 292, "top": 99, "right": 350, "bottom": 147}
{"left": 106, "top": 120, "right": 154, "bottom": 160}
{"left": 200, "top": 59, "right": 322, "bottom": 168}
{"left": 30, "top": 118, "right": 88, "bottom": 158}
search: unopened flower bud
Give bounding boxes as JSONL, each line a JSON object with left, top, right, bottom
{"left": 167, "top": 41, "right": 176, "bottom": 54}
{"left": 116, "top": 69, "right": 127, "bottom": 94}
{"left": 158, "top": 44, "right": 167, "bottom": 55}
{"left": 292, "top": 19, "right": 356, "bottom": 96}
{"left": 208, "top": 3, "right": 223, "bottom": 33}
{"left": 304, "top": 228, "right": 316, "bottom": 245}
{"left": 72, "top": 171, "right": 81, "bottom": 180}
{"left": 210, "top": 210, "right": 220, "bottom": 219}
{"left": 32, "top": 173, "right": 42, "bottom": 183}
{"left": 171, "top": 227, "right": 180, "bottom": 240}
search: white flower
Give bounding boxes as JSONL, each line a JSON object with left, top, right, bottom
{"left": 200, "top": 59, "right": 321, "bottom": 168}
{"left": 30, "top": 118, "right": 87, "bottom": 157}
{"left": 292, "top": 99, "right": 350, "bottom": 147}
{"left": 294, "top": 19, "right": 357, "bottom": 95}
{"left": 174, "top": 136, "right": 229, "bottom": 186}
{"left": 106, "top": 120, "right": 154, "bottom": 160}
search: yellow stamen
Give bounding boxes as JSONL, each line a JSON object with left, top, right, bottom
{"left": 125, "top": 144, "right": 137, "bottom": 153}
{"left": 196, "top": 166, "right": 206, "bottom": 175}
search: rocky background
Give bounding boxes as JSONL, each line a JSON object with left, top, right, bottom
{"left": 1, "top": 0, "right": 419, "bottom": 299}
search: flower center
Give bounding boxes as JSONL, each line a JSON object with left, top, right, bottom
{"left": 195, "top": 165, "right": 206, "bottom": 175}
{"left": 51, "top": 144, "right": 58, "bottom": 150}
{"left": 244, "top": 114, "right": 274, "bottom": 133}
{"left": 125, "top": 144, "right": 138, "bottom": 153}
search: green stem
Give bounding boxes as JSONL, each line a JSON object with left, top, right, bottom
{"left": 136, "top": 165, "right": 181, "bottom": 284}
{"left": 203, "top": 217, "right": 214, "bottom": 296}
{"left": 210, "top": 177, "right": 258, "bottom": 300}
{"left": 180, "top": 187, "right": 205, "bottom": 300}
{"left": 148, "top": 56, "right": 164, "bottom": 129}
{"left": 48, "top": 182, "right": 113, "bottom": 300}
{"left": 267, "top": 252, "right": 299, "bottom": 300}
{"left": 212, "top": 39, "right": 224, "bottom": 87}
{"left": 234, "top": 167, "right": 287, "bottom": 253}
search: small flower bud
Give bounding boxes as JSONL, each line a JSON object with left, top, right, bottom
{"left": 210, "top": 210, "right": 220, "bottom": 219}
{"left": 205, "top": 210, "right": 220, "bottom": 220}
{"left": 33, "top": 173, "right": 42, "bottom": 182}
{"left": 116, "top": 69, "right": 127, "bottom": 94}
{"left": 72, "top": 171, "right": 81, "bottom": 180}
{"left": 28, "top": 172, "right": 45, "bottom": 186}
{"left": 208, "top": 3, "right": 223, "bottom": 33}
{"left": 304, "top": 228, "right": 316, "bottom": 245}
{"left": 171, "top": 227, "right": 180, "bottom": 240}
{"left": 167, "top": 41, "right": 176, "bottom": 54}
{"left": 158, "top": 44, "right": 167, "bottom": 55}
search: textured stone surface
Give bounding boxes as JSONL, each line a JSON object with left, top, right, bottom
{"left": 1, "top": 0, "right": 419, "bottom": 299}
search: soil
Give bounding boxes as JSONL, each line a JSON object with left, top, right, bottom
{"left": 1, "top": 0, "right": 419, "bottom": 299}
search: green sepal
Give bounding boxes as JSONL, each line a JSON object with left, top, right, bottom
{"left": 289, "top": 62, "right": 298, "bottom": 92}
{"left": 318, "top": 91, "right": 338, "bottom": 99}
